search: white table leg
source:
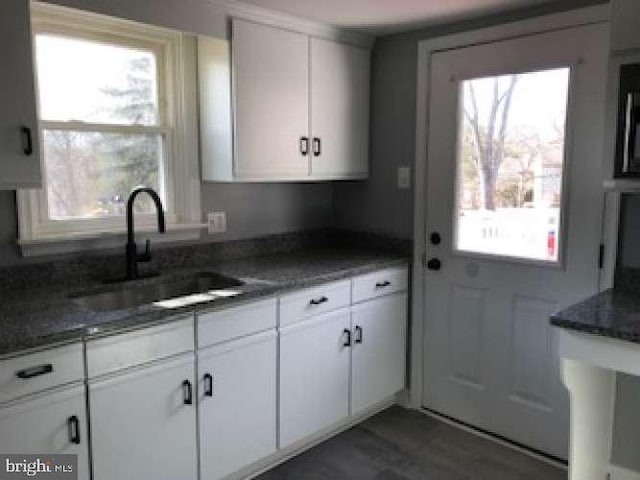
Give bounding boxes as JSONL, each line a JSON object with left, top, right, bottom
{"left": 562, "top": 358, "right": 616, "bottom": 480}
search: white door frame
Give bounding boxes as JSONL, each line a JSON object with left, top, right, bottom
{"left": 409, "top": 4, "right": 611, "bottom": 409}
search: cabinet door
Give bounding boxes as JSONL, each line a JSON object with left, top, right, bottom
{"left": 89, "top": 354, "right": 197, "bottom": 480}
{"left": 279, "top": 308, "right": 351, "bottom": 448}
{"left": 351, "top": 293, "right": 407, "bottom": 415}
{"left": 0, "top": 385, "right": 89, "bottom": 480}
{"left": 310, "top": 38, "right": 370, "bottom": 179}
{"left": 232, "top": 19, "right": 309, "bottom": 180}
{"left": 0, "top": 0, "right": 41, "bottom": 189}
{"left": 198, "top": 330, "right": 276, "bottom": 480}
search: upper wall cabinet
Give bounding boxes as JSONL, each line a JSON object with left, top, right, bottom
{"left": 199, "top": 19, "right": 370, "bottom": 182}
{"left": 0, "top": 0, "right": 41, "bottom": 190}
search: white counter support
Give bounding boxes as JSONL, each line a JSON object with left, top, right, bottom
{"left": 562, "top": 358, "right": 616, "bottom": 480}
{"left": 558, "top": 328, "right": 640, "bottom": 480}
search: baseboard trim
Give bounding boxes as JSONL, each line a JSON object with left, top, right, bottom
{"left": 610, "top": 465, "right": 640, "bottom": 480}
{"left": 416, "top": 407, "right": 567, "bottom": 470}
{"left": 225, "top": 396, "right": 398, "bottom": 480}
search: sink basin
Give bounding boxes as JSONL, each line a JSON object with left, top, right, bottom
{"left": 71, "top": 272, "right": 244, "bottom": 311}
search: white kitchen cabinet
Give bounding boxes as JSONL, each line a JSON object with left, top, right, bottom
{"left": 0, "top": 0, "right": 41, "bottom": 189}
{"left": 351, "top": 293, "right": 407, "bottom": 415}
{"left": 0, "top": 385, "right": 89, "bottom": 480}
{"left": 279, "top": 308, "right": 351, "bottom": 448}
{"left": 200, "top": 20, "right": 370, "bottom": 182}
{"left": 89, "top": 353, "right": 198, "bottom": 480}
{"left": 198, "top": 330, "right": 277, "bottom": 480}
{"left": 231, "top": 19, "right": 310, "bottom": 180}
{"left": 310, "top": 37, "right": 370, "bottom": 179}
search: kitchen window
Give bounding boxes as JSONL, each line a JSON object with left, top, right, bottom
{"left": 18, "top": 3, "right": 201, "bottom": 252}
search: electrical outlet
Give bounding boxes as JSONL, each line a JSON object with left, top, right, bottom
{"left": 398, "top": 166, "right": 411, "bottom": 190}
{"left": 207, "top": 212, "right": 227, "bottom": 234}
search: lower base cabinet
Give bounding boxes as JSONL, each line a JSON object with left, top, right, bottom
{"left": 351, "top": 293, "right": 407, "bottom": 415}
{"left": 198, "top": 330, "right": 277, "bottom": 480}
{"left": 0, "top": 385, "right": 90, "bottom": 480}
{"left": 89, "top": 354, "right": 198, "bottom": 480}
{"left": 279, "top": 308, "right": 352, "bottom": 448}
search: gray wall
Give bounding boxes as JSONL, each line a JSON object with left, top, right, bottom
{"left": 333, "top": 0, "right": 608, "bottom": 240}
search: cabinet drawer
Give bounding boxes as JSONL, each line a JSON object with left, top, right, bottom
{"left": 0, "top": 343, "right": 84, "bottom": 404}
{"left": 352, "top": 266, "right": 408, "bottom": 304}
{"left": 279, "top": 279, "right": 351, "bottom": 327}
{"left": 87, "top": 316, "right": 194, "bottom": 378}
{"left": 197, "top": 297, "right": 277, "bottom": 348}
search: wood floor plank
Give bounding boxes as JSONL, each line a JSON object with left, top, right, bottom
{"left": 257, "top": 406, "right": 566, "bottom": 480}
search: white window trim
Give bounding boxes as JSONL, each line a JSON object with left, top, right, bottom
{"left": 18, "top": 2, "right": 203, "bottom": 255}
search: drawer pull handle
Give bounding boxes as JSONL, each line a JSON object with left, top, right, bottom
{"left": 355, "top": 325, "right": 363, "bottom": 344}
{"left": 310, "top": 296, "right": 328, "bottom": 306}
{"left": 21, "top": 126, "right": 33, "bottom": 156}
{"left": 204, "top": 373, "right": 213, "bottom": 397}
{"left": 182, "top": 380, "right": 193, "bottom": 405}
{"left": 343, "top": 328, "right": 352, "bottom": 347}
{"left": 375, "top": 281, "right": 391, "bottom": 288}
{"left": 16, "top": 363, "right": 53, "bottom": 379}
{"left": 68, "top": 415, "right": 80, "bottom": 445}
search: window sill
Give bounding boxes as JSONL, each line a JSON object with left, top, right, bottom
{"left": 19, "top": 223, "right": 206, "bottom": 258}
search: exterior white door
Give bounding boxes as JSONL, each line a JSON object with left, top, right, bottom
{"left": 89, "top": 354, "right": 198, "bottom": 480}
{"left": 279, "top": 308, "right": 351, "bottom": 448}
{"left": 198, "top": 330, "right": 277, "bottom": 480}
{"left": 0, "top": 385, "right": 90, "bottom": 480}
{"left": 351, "top": 293, "right": 407, "bottom": 415}
{"left": 422, "top": 23, "right": 608, "bottom": 459}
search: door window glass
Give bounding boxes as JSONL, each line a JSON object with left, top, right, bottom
{"left": 454, "top": 68, "right": 570, "bottom": 263}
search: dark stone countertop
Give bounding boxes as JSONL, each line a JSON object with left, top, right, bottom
{"left": 551, "top": 288, "right": 640, "bottom": 344}
{"left": 0, "top": 247, "right": 409, "bottom": 357}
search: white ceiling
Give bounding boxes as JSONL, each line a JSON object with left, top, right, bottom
{"left": 231, "top": 0, "right": 561, "bottom": 35}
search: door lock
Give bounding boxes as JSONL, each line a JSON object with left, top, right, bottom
{"left": 426, "top": 258, "right": 442, "bottom": 271}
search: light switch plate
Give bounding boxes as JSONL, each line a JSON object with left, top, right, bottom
{"left": 398, "top": 166, "right": 411, "bottom": 190}
{"left": 207, "top": 212, "right": 227, "bottom": 234}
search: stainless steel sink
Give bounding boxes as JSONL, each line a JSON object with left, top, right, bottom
{"left": 71, "top": 272, "right": 244, "bottom": 311}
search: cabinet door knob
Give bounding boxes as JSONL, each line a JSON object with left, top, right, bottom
{"left": 354, "top": 326, "right": 363, "bottom": 344}
{"left": 21, "top": 126, "right": 33, "bottom": 156}
{"left": 343, "top": 328, "right": 352, "bottom": 347}
{"left": 68, "top": 415, "right": 80, "bottom": 445}
{"left": 204, "top": 373, "right": 213, "bottom": 397}
{"left": 309, "top": 296, "right": 328, "bottom": 306}
{"left": 313, "top": 137, "right": 321, "bottom": 156}
{"left": 300, "top": 137, "right": 309, "bottom": 156}
{"left": 182, "top": 380, "right": 193, "bottom": 405}
{"left": 16, "top": 363, "right": 53, "bottom": 379}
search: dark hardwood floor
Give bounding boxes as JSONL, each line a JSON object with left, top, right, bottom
{"left": 258, "top": 406, "right": 566, "bottom": 480}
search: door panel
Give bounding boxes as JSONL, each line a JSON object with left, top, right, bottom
{"left": 232, "top": 19, "right": 309, "bottom": 179}
{"left": 0, "top": 0, "right": 41, "bottom": 189}
{"left": 422, "top": 23, "right": 608, "bottom": 459}
{"left": 89, "top": 355, "right": 197, "bottom": 480}
{"left": 198, "top": 331, "right": 277, "bottom": 480}
{"left": 279, "top": 308, "right": 351, "bottom": 448}
{"left": 351, "top": 293, "right": 407, "bottom": 415}
{"left": 310, "top": 37, "right": 370, "bottom": 179}
{"left": 0, "top": 385, "right": 89, "bottom": 480}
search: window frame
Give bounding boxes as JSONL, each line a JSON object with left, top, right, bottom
{"left": 18, "top": 2, "right": 201, "bottom": 248}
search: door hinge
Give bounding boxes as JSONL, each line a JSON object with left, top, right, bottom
{"left": 598, "top": 244, "right": 605, "bottom": 270}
